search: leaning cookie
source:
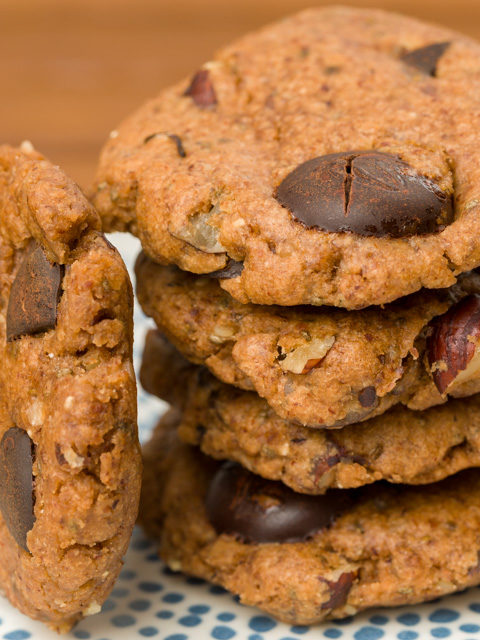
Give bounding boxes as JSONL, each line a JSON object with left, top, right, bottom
{"left": 0, "top": 145, "right": 141, "bottom": 631}
{"left": 141, "top": 331, "right": 480, "bottom": 494}
{"left": 141, "top": 414, "right": 480, "bottom": 625}
{"left": 136, "top": 257, "right": 480, "bottom": 428}
{"left": 95, "top": 7, "right": 480, "bottom": 309}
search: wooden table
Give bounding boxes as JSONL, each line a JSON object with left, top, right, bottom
{"left": 1, "top": 0, "right": 478, "bottom": 188}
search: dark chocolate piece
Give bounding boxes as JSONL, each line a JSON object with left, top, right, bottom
{"left": 275, "top": 151, "right": 453, "bottom": 238}
{"left": 205, "top": 260, "right": 244, "bottom": 280}
{"left": 0, "top": 427, "right": 35, "bottom": 552}
{"left": 184, "top": 70, "right": 217, "bottom": 107}
{"left": 358, "top": 386, "right": 377, "bottom": 408}
{"left": 6, "top": 243, "right": 63, "bottom": 341}
{"left": 401, "top": 42, "right": 451, "bottom": 76}
{"left": 206, "top": 461, "right": 350, "bottom": 543}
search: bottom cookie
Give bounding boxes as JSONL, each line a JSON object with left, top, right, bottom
{"left": 141, "top": 411, "right": 480, "bottom": 626}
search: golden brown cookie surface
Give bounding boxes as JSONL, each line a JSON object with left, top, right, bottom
{"left": 0, "top": 145, "right": 140, "bottom": 631}
{"left": 136, "top": 258, "right": 480, "bottom": 428}
{"left": 95, "top": 7, "right": 480, "bottom": 308}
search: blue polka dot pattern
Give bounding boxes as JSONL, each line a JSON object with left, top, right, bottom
{"left": 397, "top": 632, "right": 418, "bottom": 640}
{"left": 189, "top": 605, "right": 210, "bottom": 614}
{"left": 290, "top": 625, "right": 309, "bottom": 634}
{"left": 3, "top": 633, "right": 31, "bottom": 640}
{"left": 139, "top": 628, "right": 158, "bottom": 638}
{"left": 163, "top": 593, "right": 185, "bottom": 603}
{"left": 354, "top": 628, "right": 384, "bottom": 640}
{"left": 397, "top": 613, "right": 421, "bottom": 626}
{"left": 324, "top": 630, "right": 343, "bottom": 638}
{"left": 178, "top": 615, "right": 202, "bottom": 627}
{"left": 111, "top": 614, "right": 137, "bottom": 627}
{"left": 211, "top": 626, "right": 237, "bottom": 639}
{"left": 430, "top": 628, "right": 451, "bottom": 638}
{"left": 156, "top": 610, "right": 174, "bottom": 619}
{"left": 138, "top": 581, "right": 163, "bottom": 593}
{"left": 218, "top": 612, "right": 236, "bottom": 622}
{"left": 460, "top": 623, "right": 480, "bottom": 632}
{"left": 429, "top": 609, "right": 460, "bottom": 623}
{"left": 249, "top": 616, "right": 277, "bottom": 632}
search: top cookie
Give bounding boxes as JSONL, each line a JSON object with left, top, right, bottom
{"left": 0, "top": 145, "right": 140, "bottom": 631}
{"left": 94, "top": 7, "right": 480, "bottom": 308}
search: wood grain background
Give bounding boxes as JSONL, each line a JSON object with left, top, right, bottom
{"left": 1, "top": 0, "right": 478, "bottom": 187}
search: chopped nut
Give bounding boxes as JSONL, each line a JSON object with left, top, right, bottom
{"left": 209, "top": 324, "right": 236, "bottom": 344}
{"left": 26, "top": 398, "right": 44, "bottom": 427}
{"left": 278, "top": 336, "right": 335, "bottom": 374}
{"left": 20, "top": 140, "right": 35, "bottom": 153}
{"left": 427, "top": 295, "right": 480, "bottom": 393}
{"left": 168, "top": 559, "right": 182, "bottom": 571}
{"left": 63, "top": 446, "right": 84, "bottom": 469}
{"left": 173, "top": 209, "right": 225, "bottom": 253}
{"left": 84, "top": 601, "right": 101, "bottom": 616}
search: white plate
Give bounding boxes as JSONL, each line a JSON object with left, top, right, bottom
{"left": 2, "top": 234, "right": 480, "bottom": 640}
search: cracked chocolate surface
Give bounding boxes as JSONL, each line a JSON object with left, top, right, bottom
{"left": 140, "top": 413, "right": 480, "bottom": 625}
{"left": 275, "top": 151, "right": 453, "bottom": 237}
{"left": 95, "top": 7, "right": 480, "bottom": 308}
{"left": 0, "top": 145, "right": 140, "bottom": 632}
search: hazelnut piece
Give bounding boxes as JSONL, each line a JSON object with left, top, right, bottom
{"left": 427, "top": 294, "right": 480, "bottom": 394}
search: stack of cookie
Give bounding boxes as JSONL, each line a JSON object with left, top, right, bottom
{"left": 94, "top": 7, "right": 480, "bottom": 624}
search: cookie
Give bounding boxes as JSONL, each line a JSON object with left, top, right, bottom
{"left": 136, "top": 256, "right": 480, "bottom": 428}
{"left": 95, "top": 7, "right": 480, "bottom": 309}
{"left": 141, "top": 413, "right": 480, "bottom": 625}
{"left": 0, "top": 145, "right": 141, "bottom": 630}
{"left": 141, "top": 330, "right": 480, "bottom": 493}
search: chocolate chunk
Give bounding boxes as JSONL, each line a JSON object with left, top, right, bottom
{"left": 0, "top": 428, "right": 35, "bottom": 551}
{"left": 401, "top": 42, "right": 451, "bottom": 76}
{"left": 358, "top": 386, "right": 377, "bottom": 408}
{"left": 184, "top": 70, "right": 217, "bottom": 107}
{"left": 143, "top": 133, "right": 186, "bottom": 157}
{"left": 275, "top": 151, "right": 453, "bottom": 238}
{"left": 205, "top": 260, "right": 244, "bottom": 280}
{"left": 6, "top": 243, "right": 63, "bottom": 341}
{"left": 168, "top": 134, "right": 187, "bottom": 158}
{"left": 320, "top": 572, "right": 355, "bottom": 610}
{"left": 205, "top": 461, "right": 350, "bottom": 543}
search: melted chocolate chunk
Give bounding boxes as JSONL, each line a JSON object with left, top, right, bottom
{"left": 184, "top": 70, "right": 217, "bottom": 107}
{"left": 401, "top": 42, "right": 451, "bottom": 76}
{"left": 6, "top": 243, "right": 63, "bottom": 341}
{"left": 205, "top": 260, "right": 244, "bottom": 280}
{"left": 0, "top": 428, "right": 35, "bottom": 551}
{"left": 275, "top": 151, "right": 453, "bottom": 238}
{"left": 205, "top": 461, "right": 350, "bottom": 543}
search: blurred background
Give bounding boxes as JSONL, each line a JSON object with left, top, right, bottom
{"left": 1, "top": 0, "right": 479, "bottom": 188}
